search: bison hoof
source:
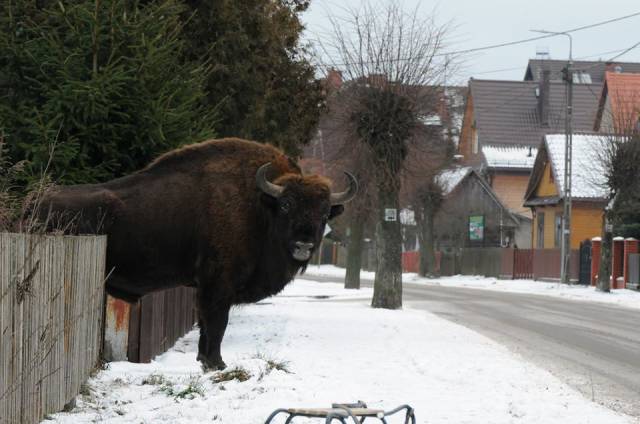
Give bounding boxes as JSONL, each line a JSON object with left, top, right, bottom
{"left": 197, "top": 353, "right": 226, "bottom": 372}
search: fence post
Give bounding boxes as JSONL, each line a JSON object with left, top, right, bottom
{"left": 590, "top": 237, "right": 601, "bottom": 286}
{"left": 611, "top": 237, "right": 625, "bottom": 289}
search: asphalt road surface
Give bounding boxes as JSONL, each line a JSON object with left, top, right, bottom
{"left": 302, "top": 274, "right": 640, "bottom": 419}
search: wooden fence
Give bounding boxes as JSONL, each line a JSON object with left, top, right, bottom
{"left": 411, "top": 247, "right": 582, "bottom": 282}
{"left": 128, "top": 287, "right": 197, "bottom": 363}
{"left": 460, "top": 248, "right": 504, "bottom": 278}
{"left": 0, "top": 233, "right": 107, "bottom": 424}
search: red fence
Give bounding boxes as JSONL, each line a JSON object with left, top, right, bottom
{"left": 402, "top": 251, "right": 443, "bottom": 274}
{"left": 402, "top": 251, "right": 419, "bottom": 273}
{"left": 513, "top": 249, "right": 534, "bottom": 279}
{"left": 402, "top": 247, "right": 582, "bottom": 282}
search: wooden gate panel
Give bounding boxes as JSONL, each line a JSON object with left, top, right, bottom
{"left": 513, "top": 249, "right": 533, "bottom": 279}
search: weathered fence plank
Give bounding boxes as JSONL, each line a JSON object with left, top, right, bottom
{"left": 0, "top": 233, "right": 106, "bottom": 424}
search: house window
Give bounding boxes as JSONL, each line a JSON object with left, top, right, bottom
{"left": 537, "top": 212, "right": 545, "bottom": 248}
{"left": 554, "top": 213, "right": 563, "bottom": 248}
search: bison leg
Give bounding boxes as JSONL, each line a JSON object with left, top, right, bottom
{"left": 197, "top": 302, "right": 230, "bottom": 371}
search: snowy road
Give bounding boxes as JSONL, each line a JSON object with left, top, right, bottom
{"left": 305, "top": 273, "right": 640, "bottom": 419}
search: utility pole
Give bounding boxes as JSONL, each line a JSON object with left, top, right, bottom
{"left": 531, "top": 29, "right": 573, "bottom": 284}
{"left": 561, "top": 57, "right": 573, "bottom": 284}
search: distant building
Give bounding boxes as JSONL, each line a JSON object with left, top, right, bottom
{"left": 524, "top": 134, "right": 608, "bottom": 249}
{"left": 454, "top": 59, "right": 640, "bottom": 244}
{"left": 594, "top": 71, "right": 640, "bottom": 134}
{"left": 434, "top": 166, "right": 530, "bottom": 250}
{"left": 524, "top": 59, "right": 640, "bottom": 83}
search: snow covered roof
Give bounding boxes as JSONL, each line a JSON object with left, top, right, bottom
{"left": 436, "top": 166, "right": 472, "bottom": 195}
{"left": 544, "top": 134, "right": 608, "bottom": 200}
{"left": 482, "top": 145, "right": 537, "bottom": 169}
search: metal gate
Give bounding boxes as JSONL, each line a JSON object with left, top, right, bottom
{"left": 579, "top": 240, "right": 592, "bottom": 285}
{"left": 513, "top": 249, "right": 533, "bottom": 279}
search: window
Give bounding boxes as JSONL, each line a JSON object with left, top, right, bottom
{"left": 572, "top": 71, "right": 592, "bottom": 84}
{"left": 537, "top": 212, "right": 545, "bottom": 248}
{"left": 554, "top": 213, "right": 563, "bottom": 248}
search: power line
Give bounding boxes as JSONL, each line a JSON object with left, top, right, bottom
{"left": 316, "top": 10, "right": 640, "bottom": 68}
{"left": 582, "top": 41, "right": 640, "bottom": 67}
{"left": 443, "top": 11, "right": 640, "bottom": 57}
{"left": 473, "top": 45, "right": 640, "bottom": 77}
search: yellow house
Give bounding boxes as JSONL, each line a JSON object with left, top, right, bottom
{"left": 524, "top": 134, "right": 608, "bottom": 249}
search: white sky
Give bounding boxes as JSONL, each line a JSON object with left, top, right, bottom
{"left": 301, "top": 0, "right": 640, "bottom": 85}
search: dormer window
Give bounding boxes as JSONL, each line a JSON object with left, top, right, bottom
{"left": 572, "top": 71, "right": 592, "bottom": 84}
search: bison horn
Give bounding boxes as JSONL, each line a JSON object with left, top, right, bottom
{"left": 256, "top": 163, "right": 285, "bottom": 198}
{"left": 330, "top": 172, "right": 358, "bottom": 205}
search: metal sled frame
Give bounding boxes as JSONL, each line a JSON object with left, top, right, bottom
{"left": 264, "top": 401, "right": 416, "bottom": 423}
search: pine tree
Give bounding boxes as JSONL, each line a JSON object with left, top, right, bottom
{"left": 179, "top": 0, "right": 323, "bottom": 156}
{"left": 0, "top": 0, "right": 215, "bottom": 186}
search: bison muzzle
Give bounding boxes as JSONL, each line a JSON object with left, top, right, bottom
{"left": 39, "top": 138, "right": 356, "bottom": 370}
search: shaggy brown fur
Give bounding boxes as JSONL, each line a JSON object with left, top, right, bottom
{"left": 40, "top": 138, "right": 351, "bottom": 370}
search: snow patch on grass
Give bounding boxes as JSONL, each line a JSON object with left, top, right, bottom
{"left": 50, "top": 280, "right": 634, "bottom": 423}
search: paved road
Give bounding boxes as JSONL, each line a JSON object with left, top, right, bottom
{"left": 302, "top": 274, "right": 640, "bottom": 419}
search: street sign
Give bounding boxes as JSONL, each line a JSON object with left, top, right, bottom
{"left": 384, "top": 208, "right": 397, "bottom": 222}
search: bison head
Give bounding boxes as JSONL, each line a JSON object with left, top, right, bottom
{"left": 256, "top": 163, "right": 357, "bottom": 262}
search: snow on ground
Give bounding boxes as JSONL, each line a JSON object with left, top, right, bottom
{"left": 50, "top": 279, "right": 634, "bottom": 424}
{"left": 305, "top": 265, "right": 640, "bottom": 310}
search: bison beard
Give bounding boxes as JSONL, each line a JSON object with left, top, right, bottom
{"left": 39, "top": 138, "right": 356, "bottom": 370}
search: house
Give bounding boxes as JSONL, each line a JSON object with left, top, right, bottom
{"left": 458, "top": 74, "right": 601, "bottom": 219}
{"left": 524, "top": 59, "right": 640, "bottom": 83}
{"left": 457, "top": 60, "right": 640, "bottom": 237}
{"left": 481, "top": 144, "right": 537, "bottom": 218}
{"left": 524, "top": 134, "right": 608, "bottom": 249}
{"left": 434, "top": 166, "right": 530, "bottom": 250}
{"left": 594, "top": 71, "right": 640, "bottom": 133}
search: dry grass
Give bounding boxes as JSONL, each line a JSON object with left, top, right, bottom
{"left": 0, "top": 140, "right": 57, "bottom": 234}
{"left": 211, "top": 366, "right": 252, "bottom": 384}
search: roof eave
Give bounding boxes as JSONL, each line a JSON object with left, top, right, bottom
{"left": 487, "top": 166, "right": 534, "bottom": 173}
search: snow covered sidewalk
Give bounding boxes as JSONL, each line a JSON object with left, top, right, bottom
{"left": 305, "top": 265, "right": 640, "bottom": 310}
{"left": 50, "top": 279, "right": 634, "bottom": 423}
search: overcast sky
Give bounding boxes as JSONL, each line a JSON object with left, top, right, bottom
{"left": 301, "top": 0, "right": 640, "bottom": 85}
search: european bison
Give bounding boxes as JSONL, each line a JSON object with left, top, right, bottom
{"left": 40, "top": 138, "right": 357, "bottom": 370}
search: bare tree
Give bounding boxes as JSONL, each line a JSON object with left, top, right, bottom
{"left": 319, "top": 2, "right": 456, "bottom": 308}
{"left": 595, "top": 88, "right": 640, "bottom": 292}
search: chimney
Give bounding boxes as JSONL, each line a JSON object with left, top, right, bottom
{"left": 326, "top": 68, "right": 343, "bottom": 90}
{"left": 538, "top": 69, "right": 551, "bottom": 127}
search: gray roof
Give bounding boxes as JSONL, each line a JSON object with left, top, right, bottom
{"left": 524, "top": 59, "right": 640, "bottom": 83}
{"left": 469, "top": 79, "right": 600, "bottom": 147}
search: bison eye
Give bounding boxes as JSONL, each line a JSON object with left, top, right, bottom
{"left": 280, "top": 200, "right": 291, "bottom": 214}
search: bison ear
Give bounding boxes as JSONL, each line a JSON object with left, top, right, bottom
{"left": 328, "top": 204, "right": 344, "bottom": 220}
